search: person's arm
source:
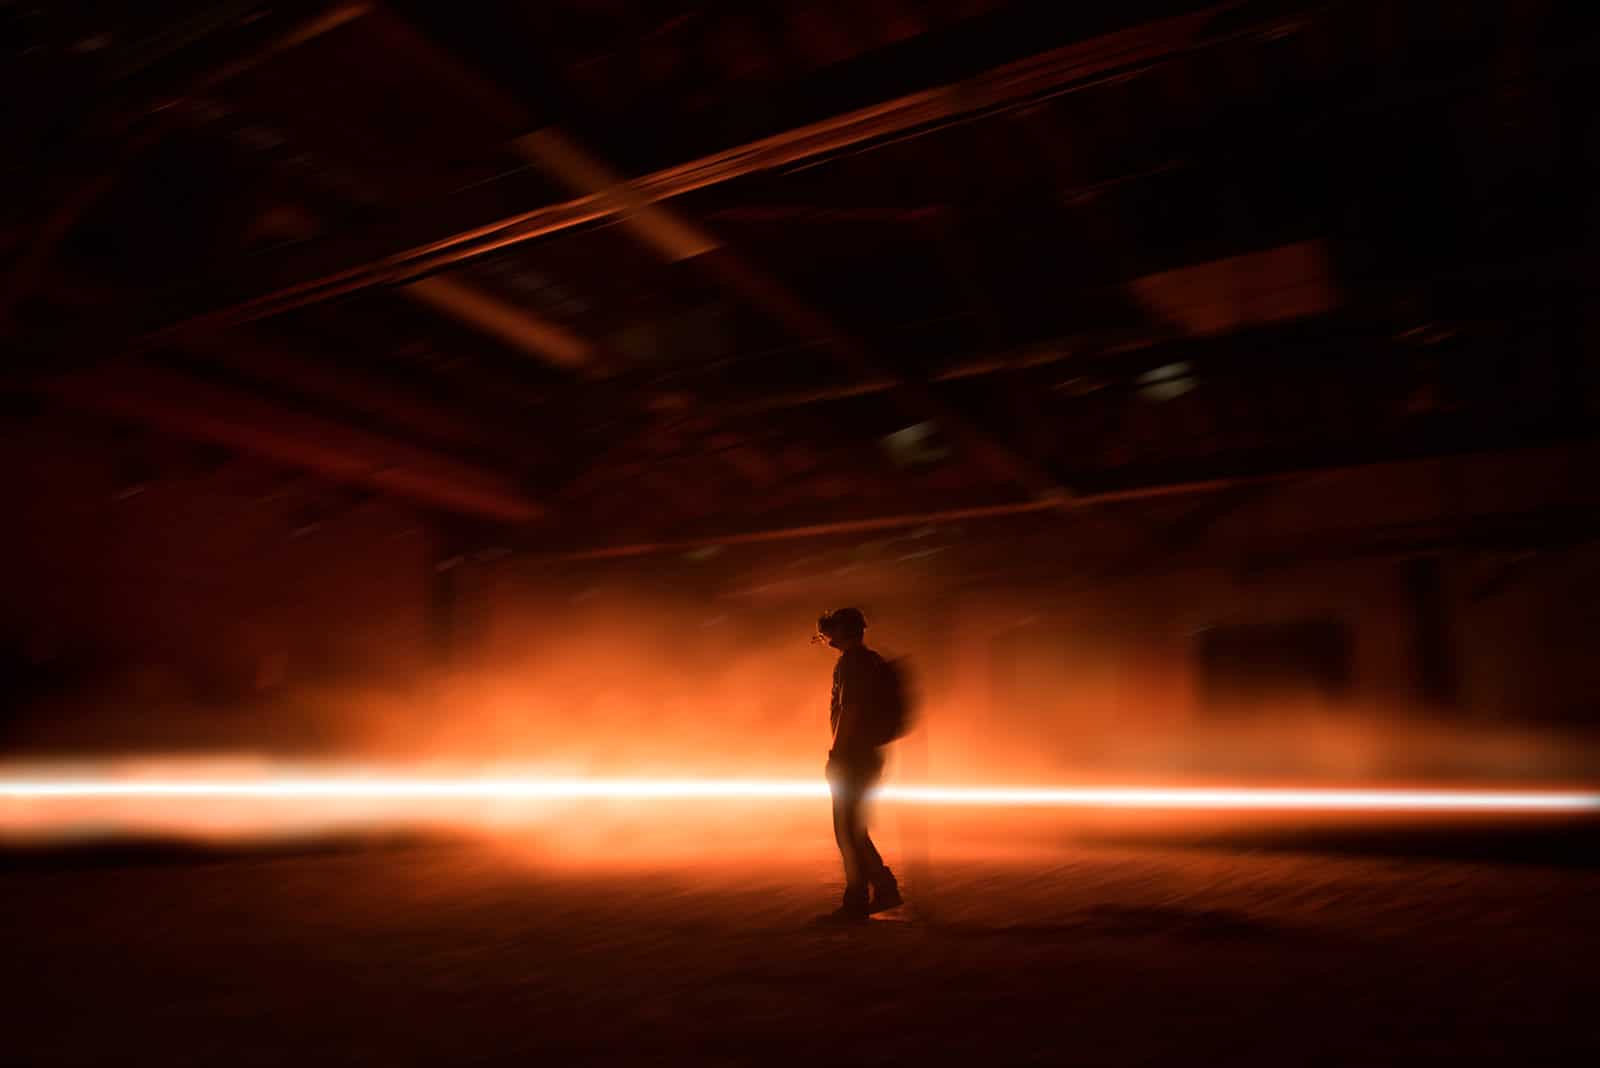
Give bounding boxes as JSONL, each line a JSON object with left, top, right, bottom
{"left": 830, "top": 657, "right": 867, "bottom": 754}
{"left": 831, "top": 701, "right": 852, "bottom": 754}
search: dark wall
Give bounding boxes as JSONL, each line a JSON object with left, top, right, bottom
{"left": 0, "top": 415, "right": 429, "bottom": 747}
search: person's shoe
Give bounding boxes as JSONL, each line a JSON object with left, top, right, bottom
{"left": 821, "top": 901, "right": 871, "bottom": 924}
{"left": 868, "top": 882, "right": 904, "bottom": 914}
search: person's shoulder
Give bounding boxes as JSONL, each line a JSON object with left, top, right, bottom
{"left": 843, "top": 647, "right": 881, "bottom": 671}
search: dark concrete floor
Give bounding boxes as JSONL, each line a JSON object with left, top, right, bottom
{"left": 3, "top": 819, "right": 1596, "bottom": 1066}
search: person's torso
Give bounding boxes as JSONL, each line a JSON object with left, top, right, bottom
{"left": 830, "top": 647, "right": 884, "bottom": 747}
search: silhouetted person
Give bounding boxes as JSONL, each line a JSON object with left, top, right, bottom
{"left": 815, "top": 607, "right": 903, "bottom": 921}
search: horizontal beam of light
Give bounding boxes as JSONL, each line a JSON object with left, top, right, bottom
{"left": 2, "top": 777, "right": 1597, "bottom": 812}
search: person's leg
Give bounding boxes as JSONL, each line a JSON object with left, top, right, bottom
{"left": 859, "top": 829, "right": 885, "bottom": 880}
{"left": 830, "top": 780, "right": 859, "bottom": 886}
{"left": 855, "top": 756, "right": 896, "bottom": 892}
{"left": 830, "top": 754, "right": 904, "bottom": 914}
{"left": 828, "top": 761, "right": 870, "bottom": 911}
{"left": 856, "top": 776, "right": 900, "bottom": 906}
{"left": 861, "top": 828, "right": 902, "bottom": 913}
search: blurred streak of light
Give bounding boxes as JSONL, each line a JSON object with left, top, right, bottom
{"left": 2, "top": 777, "right": 1596, "bottom": 812}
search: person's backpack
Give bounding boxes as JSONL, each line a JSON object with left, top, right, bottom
{"left": 865, "top": 654, "right": 914, "bottom": 746}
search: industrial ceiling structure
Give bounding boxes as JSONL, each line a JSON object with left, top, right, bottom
{"left": 4, "top": 0, "right": 1596, "bottom": 567}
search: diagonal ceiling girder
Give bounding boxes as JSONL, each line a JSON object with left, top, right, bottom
{"left": 142, "top": 3, "right": 1255, "bottom": 341}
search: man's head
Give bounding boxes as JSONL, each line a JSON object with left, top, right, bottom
{"left": 814, "top": 607, "right": 867, "bottom": 651}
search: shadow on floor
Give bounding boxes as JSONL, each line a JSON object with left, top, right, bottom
{"left": 0, "top": 831, "right": 447, "bottom": 873}
{"left": 928, "top": 904, "right": 1284, "bottom": 943}
{"left": 800, "top": 902, "right": 1287, "bottom": 942}
{"left": 1079, "top": 818, "right": 1600, "bottom": 869}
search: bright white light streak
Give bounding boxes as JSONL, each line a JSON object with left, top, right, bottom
{"left": 0, "top": 777, "right": 1597, "bottom": 812}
